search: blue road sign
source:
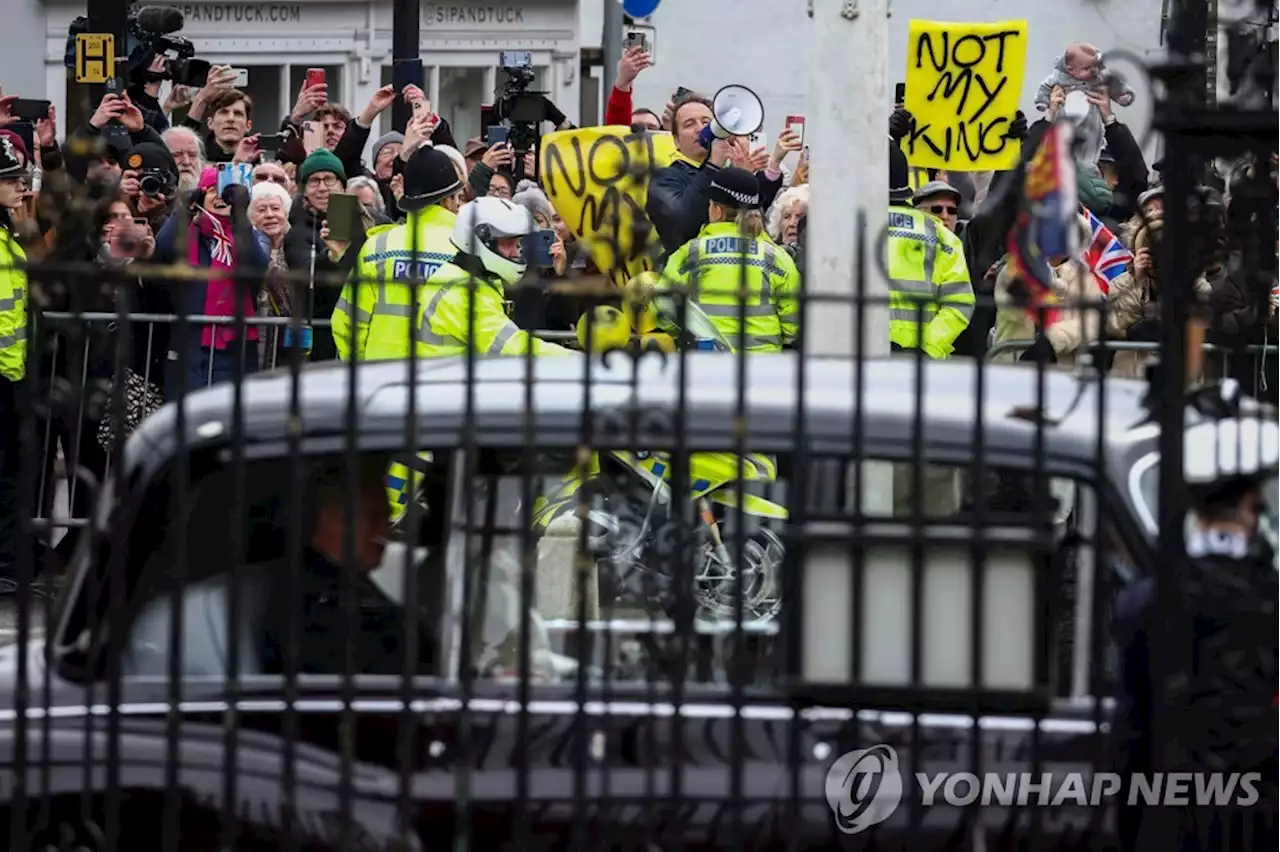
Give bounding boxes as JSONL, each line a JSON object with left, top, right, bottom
{"left": 623, "top": 0, "right": 662, "bottom": 19}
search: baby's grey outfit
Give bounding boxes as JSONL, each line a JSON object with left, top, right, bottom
{"left": 1034, "top": 53, "right": 1136, "bottom": 166}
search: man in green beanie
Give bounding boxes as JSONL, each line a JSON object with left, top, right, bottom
{"left": 283, "top": 148, "right": 351, "bottom": 361}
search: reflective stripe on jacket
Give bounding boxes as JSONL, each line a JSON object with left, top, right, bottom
{"left": 0, "top": 229, "right": 28, "bottom": 382}
{"left": 886, "top": 206, "right": 974, "bottom": 359}
{"left": 413, "top": 263, "right": 571, "bottom": 358}
{"left": 332, "top": 206, "right": 457, "bottom": 361}
{"left": 660, "top": 222, "right": 800, "bottom": 352}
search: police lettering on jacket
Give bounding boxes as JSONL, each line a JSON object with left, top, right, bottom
{"left": 703, "top": 236, "right": 760, "bottom": 255}
{"left": 888, "top": 211, "right": 916, "bottom": 230}
{"left": 390, "top": 257, "right": 443, "bottom": 280}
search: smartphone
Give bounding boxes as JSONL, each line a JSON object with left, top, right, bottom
{"left": 412, "top": 98, "right": 431, "bottom": 118}
{"left": 282, "top": 326, "right": 313, "bottom": 352}
{"left": 325, "top": 192, "right": 362, "bottom": 245}
{"left": 392, "top": 58, "right": 424, "bottom": 94}
{"left": 231, "top": 67, "right": 249, "bottom": 87}
{"left": 216, "top": 162, "right": 252, "bottom": 195}
{"left": 105, "top": 77, "right": 126, "bottom": 95}
{"left": 8, "top": 122, "right": 33, "bottom": 159}
{"left": 480, "top": 104, "right": 497, "bottom": 137}
{"left": 10, "top": 99, "right": 51, "bottom": 121}
{"left": 305, "top": 68, "right": 326, "bottom": 89}
{"left": 132, "top": 217, "right": 147, "bottom": 227}
{"left": 486, "top": 124, "right": 509, "bottom": 147}
{"left": 624, "top": 31, "right": 648, "bottom": 52}
{"left": 894, "top": 82, "right": 906, "bottom": 106}
{"left": 785, "top": 114, "right": 805, "bottom": 145}
{"left": 257, "top": 133, "right": 284, "bottom": 153}
{"left": 302, "top": 120, "right": 323, "bottom": 154}
{"left": 674, "top": 86, "right": 692, "bottom": 99}
{"left": 529, "top": 229, "right": 556, "bottom": 267}
{"left": 750, "top": 131, "right": 768, "bottom": 153}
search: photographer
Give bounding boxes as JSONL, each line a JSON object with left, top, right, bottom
{"left": 180, "top": 65, "right": 250, "bottom": 163}
{"left": 127, "top": 65, "right": 171, "bottom": 135}
{"left": 65, "top": 91, "right": 164, "bottom": 185}
{"left": 118, "top": 141, "right": 179, "bottom": 233}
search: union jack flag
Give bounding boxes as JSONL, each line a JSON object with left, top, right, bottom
{"left": 1081, "top": 207, "right": 1132, "bottom": 295}
{"left": 207, "top": 214, "right": 234, "bottom": 266}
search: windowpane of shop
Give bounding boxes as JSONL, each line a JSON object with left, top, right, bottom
{"left": 240, "top": 66, "right": 283, "bottom": 130}
{"left": 439, "top": 67, "right": 485, "bottom": 146}
{"left": 288, "top": 64, "right": 344, "bottom": 108}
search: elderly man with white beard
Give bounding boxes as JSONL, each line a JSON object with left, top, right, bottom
{"left": 161, "top": 126, "right": 205, "bottom": 194}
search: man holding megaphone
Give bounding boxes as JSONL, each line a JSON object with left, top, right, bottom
{"left": 646, "top": 88, "right": 784, "bottom": 258}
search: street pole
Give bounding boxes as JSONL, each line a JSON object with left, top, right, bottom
{"left": 86, "top": 0, "right": 131, "bottom": 106}
{"left": 602, "top": 0, "right": 624, "bottom": 110}
{"left": 800, "top": 0, "right": 891, "bottom": 683}
{"left": 391, "top": 0, "right": 420, "bottom": 133}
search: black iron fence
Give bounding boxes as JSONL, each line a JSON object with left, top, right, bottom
{"left": 0, "top": 237, "right": 1274, "bottom": 851}
{"left": 0, "top": 7, "right": 1275, "bottom": 851}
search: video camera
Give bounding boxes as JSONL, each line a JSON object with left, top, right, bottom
{"left": 65, "top": 6, "right": 211, "bottom": 88}
{"left": 492, "top": 50, "right": 552, "bottom": 155}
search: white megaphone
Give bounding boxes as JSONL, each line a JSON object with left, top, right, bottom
{"left": 697, "top": 84, "right": 765, "bottom": 150}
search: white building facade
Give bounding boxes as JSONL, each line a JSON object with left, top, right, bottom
{"left": 0, "top": 0, "right": 1181, "bottom": 157}
{"left": 27, "top": 0, "right": 590, "bottom": 146}
{"left": 620, "top": 0, "right": 1169, "bottom": 156}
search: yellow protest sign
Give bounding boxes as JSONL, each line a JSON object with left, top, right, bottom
{"left": 539, "top": 126, "right": 678, "bottom": 289}
{"left": 903, "top": 19, "right": 1027, "bottom": 171}
{"left": 74, "top": 33, "right": 115, "bottom": 84}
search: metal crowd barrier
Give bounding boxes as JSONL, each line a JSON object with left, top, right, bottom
{"left": 987, "top": 338, "right": 1277, "bottom": 394}
{"left": 26, "top": 311, "right": 590, "bottom": 541}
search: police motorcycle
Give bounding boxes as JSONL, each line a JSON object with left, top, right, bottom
{"left": 532, "top": 278, "right": 788, "bottom": 628}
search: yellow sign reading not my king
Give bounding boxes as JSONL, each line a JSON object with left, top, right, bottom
{"left": 903, "top": 19, "right": 1028, "bottom": 172}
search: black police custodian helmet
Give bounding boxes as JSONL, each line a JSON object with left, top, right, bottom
{"left": 399, "top": 146, "right": 463, "bottom": 213}
{"left": 703, "top": 166, "right": 760, "bottom": 209}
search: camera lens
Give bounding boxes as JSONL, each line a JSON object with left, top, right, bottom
{"left": 140, "top": 174, "right": 162, "bottom": 197}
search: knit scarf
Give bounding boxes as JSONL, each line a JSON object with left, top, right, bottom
{"left": 191, "top": 212, "right": 258, "bottom": 348}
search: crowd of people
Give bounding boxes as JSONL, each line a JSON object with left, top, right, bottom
{"left": 0, "top": 41, "right": 1276, "bottom": 581}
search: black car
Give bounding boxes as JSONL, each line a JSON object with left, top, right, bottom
{"left": 1, "top": 352, "right": 1251, "bottom": 850}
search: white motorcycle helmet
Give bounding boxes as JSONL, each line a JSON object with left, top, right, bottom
{"left": 451, "top": 197, "right": 535, "bottom": 286}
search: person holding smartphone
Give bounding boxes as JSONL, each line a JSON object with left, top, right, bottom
{"left": 604, "top": 44, "right": 656, "bottom": 128}
{"left": 278, "top": 148, "right": 353, "bottom": 362}
{"left": 151, "top": 165, "right": 269, "bottom": 394}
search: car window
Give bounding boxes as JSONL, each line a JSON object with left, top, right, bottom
{"left": 116, "top": 450, "right": 451, "bottom": 682}
{"left": 1135, "top": 454, "right": 1278, "bottom": 544}
{"left": 445, "top": 450, "right": 1091, "bottom": 689}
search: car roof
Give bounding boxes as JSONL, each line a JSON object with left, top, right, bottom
{"left": 126, "top": 353, "right": 1153, "bottom": 474}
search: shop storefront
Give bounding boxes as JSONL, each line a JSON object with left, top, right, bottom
{"left": 44, "top": 0, "right": 582, "bottom": 149}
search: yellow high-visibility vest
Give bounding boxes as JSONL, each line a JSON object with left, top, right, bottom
{"left": 660, "top": 222, "right": 800, "bottom": 352}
